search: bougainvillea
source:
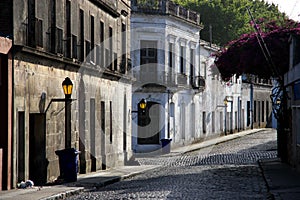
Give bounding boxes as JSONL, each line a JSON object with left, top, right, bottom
{"left": 214, "top": 19, "right": 300, "bottom": 81}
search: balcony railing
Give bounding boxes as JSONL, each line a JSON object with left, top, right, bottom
{"left": 132, "top": 0, "right": 200, "bottom": 25}
{"left": 133, "top": 69, "right": 205, "bottom": 92}
{"left": 192, "top": 76, "right": 205, "bottom": 90}
{"left": 133, "top": 69, "right": 176, "bottom": 87}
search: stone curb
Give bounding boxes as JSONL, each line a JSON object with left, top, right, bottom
{"left": 258, "top": 159, "right": 277, "bottom": 200}
{"left": 43, "top": 166, "right": 160, "bottom": 199}
{"left": 41, "top": 187, "right": 84, "bottom": 200}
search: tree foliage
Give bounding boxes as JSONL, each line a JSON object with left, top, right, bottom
{"left": 173, "top": 0, "right": 288, "bottom": 45}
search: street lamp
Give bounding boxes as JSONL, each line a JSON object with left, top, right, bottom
{"left": 62, "top": 77, "right": 73, "bottom": 149}
{"left": 62, "top": 77, "right": 73, "bottom": 99}
{"left": 139, "top": 98, "right": 147, "bottom": 109}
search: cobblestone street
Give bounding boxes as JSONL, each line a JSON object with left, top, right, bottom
{"left": 67, "top": 129, "right": 277, "bottom": 200}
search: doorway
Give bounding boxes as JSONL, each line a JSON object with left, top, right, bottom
{"left": 138, "top": 102, "right": 162, "bottom": 144}
{"left": 29, "top": 113, "right": 47, "bottom": 186}
{"left": 17, "top": 112, "right": 25, "bottom": 182}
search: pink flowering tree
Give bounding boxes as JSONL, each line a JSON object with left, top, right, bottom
{"left": 215, "top": 19, "right": 300, "bottom": 81}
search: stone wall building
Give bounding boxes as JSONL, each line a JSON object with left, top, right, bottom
{"left": 0, "top": 0, "right": 132, "bottom": 189}
{"left": 284, "top": 35, "right": 300, "bottom": 168}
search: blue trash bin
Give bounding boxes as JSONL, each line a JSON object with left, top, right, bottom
{"left": 161, "top": 139, "right": 172, "bottom": 154}
{"left": 55, "top": 148, "right": 80, "bottom": 182}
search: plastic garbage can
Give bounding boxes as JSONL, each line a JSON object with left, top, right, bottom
{"left": 55, "top": 148, "right": 80, "bottom": 182}
{"left": 161, "top": 139, "right": 172, "bottom": 154}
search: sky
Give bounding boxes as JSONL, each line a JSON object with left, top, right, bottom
{"left": 265, "top": 0, "right": 300, "bottom": 21}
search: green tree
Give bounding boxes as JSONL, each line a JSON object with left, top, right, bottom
{"left": 173, "top": 0, "right": 288, "bottom": 45}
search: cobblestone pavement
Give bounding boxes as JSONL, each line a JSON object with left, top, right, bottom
{"left": 67, "top": 129, "right": 277, "bottom": 200}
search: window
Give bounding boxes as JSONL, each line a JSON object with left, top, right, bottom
{"left": 169, "top": 43, "right": 174, "bottom": 68}
{"left": 100, "top": 21, "right": 104, "bottom": 67}
{"left": 72, "top": 35, "right": 77, "bottom": 59}
{"left": 109, "top": 27, "right": 113, "bottom": 70}
{"left": 65, "top": 0, "right": 71, "bottom": 58}
{"left": 96, "top": 45, "right": 100, "bottom": 65}
{"left": 121, "top": 23, "right": 126, "bottom": 73}
{"left": 28, "top": 0, "right": 36, "bottom": 47}
{"left": 180, "top": 46, "right": 185, "bottom": 74}
{"left": 79, "top": 9, "right": 84, "bottom": 61}
{"left": 50, "top": 0, "right": 56, "bottom": 53}
{"left": 114, "top": 52, "right": 118, "bottom": 71}
{"left": 56, "top": 27, "right": 63, "bottom": 54}
{"left": 105, "top": 48, "right": 110, "bottom": 68}
{"left": 85, "top": 40, "right": 90, "bottom": 62}
{"left": 35, "top": 18, "right": 43, "bottom": 47}
{"left": 190, "top": 49, "right": 194, "bottom": 83}
{"left": 90, "top": 15, "right": 95, "bottom": 62}
{"left": 140, "top": 40, "right": 157, "bottom": 64}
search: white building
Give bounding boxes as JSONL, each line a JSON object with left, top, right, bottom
{"left": 130, "top": 0, "right": 271, "bottom": 153}
{"left": 130, "top": 0, "right": 239, "bottom": 153}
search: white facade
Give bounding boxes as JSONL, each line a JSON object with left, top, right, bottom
{"left": 130, "top": 1, "right": 271, "bottom": 153}
{"left": 130, "top": 7, "right": 243, "bottom": 153}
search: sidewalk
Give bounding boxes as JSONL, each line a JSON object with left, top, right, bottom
{"left": 259, "top": 158, "right": 300, "bottom": 200}
{"left": 0, "top": 128, "right": 268, "bottom": 200}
